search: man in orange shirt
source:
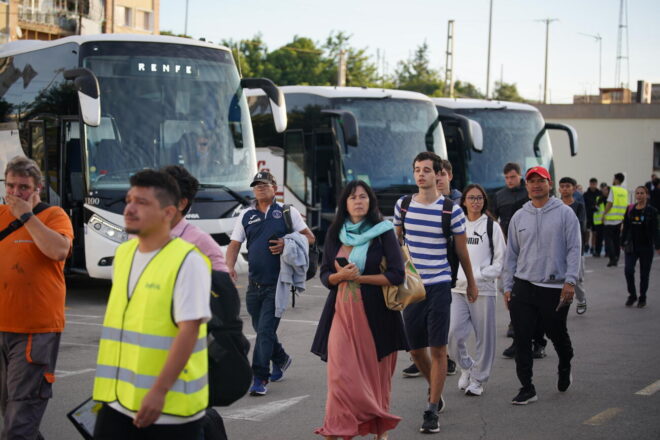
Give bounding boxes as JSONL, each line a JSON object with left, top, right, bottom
{"left": 0, "top": 156, "right": 73, "bottom": 439}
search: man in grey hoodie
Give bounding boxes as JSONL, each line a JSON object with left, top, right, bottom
{"left": 503, "top": 166, "right": 581, "bottom": 405}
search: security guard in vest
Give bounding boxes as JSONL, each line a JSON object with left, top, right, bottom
{"left": 226, "top": 171, "right": 315, "bottom": 396}
{"left": 93, "top": 170, "right": 212, "bottom": 439}
{"left": 602, "top": 172, "right": 629, "bottom": 267}
{"left": 592, "top": 188, "right": 607, "bottom": 257}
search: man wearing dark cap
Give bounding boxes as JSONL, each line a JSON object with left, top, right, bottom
{"left": 225, "top": 171, "right": 314, "bottom": 396}
{"left": 502, "top": 166, "right": 581, "bottom": 405}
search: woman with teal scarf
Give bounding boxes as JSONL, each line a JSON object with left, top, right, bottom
{"left": 312, "top": 181, "right": 408, "bottom": 440}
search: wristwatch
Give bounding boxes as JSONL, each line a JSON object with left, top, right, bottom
{"left": 19, "top": 211, "right": 34, "bottom": 224}
{"left": 566, "top": 281, "right": 576, "bottom": 287}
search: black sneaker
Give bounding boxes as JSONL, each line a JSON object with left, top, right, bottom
{"left": 447, "top": 357, "right": 457, "bottom": 376}
{"left": 502, "top": 342, "right": 516, "bottom": 359}
{"left": 637, "top": 298, "right": 646, "bottom": 308}
{"left": 506, "top": 323, "right": 515, "bottom": 338}
{"left": 558, "top": 367, "right": 572, "bottom": 392}
{"left": 532, "top": 343, "right": 546, "bottom": 359}
{"left": 420, "top": 410, "right": 440, "bottom": 433}
{"left": 625, "top": 296, "right": 637, "bottom": 307}
{"left": 511, "top": 387, "right": 538, "bottom": 405}
{"left": 403, "top": 363, "right": 421, "bottom": 377}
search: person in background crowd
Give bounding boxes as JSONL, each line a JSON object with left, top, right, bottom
{"left": 226, "top": 171, "right": 315, "bottom": 396}
{"left": 621, "top": 186, "right": 660, "bottom": 308}
{"left": 93, "top": 170, "right": 211, "bottom": 438}
{"left": 559, "top": 177, "right": 588, "bottom": 315}
{"left": 403, "top": 159, "right": 460, "bottom": 379}
{"left": 490, "top": 163, "right": 528, "bottom": 341}
{"left": 592, "top": 185, "right": 610, "bottom": 257}
{"left": 449, "top": 184, "right": 505, "bottom": 397}
{"left": 602, "top": 173, "right": 628, "bottom": 267}
{"left": 394, "top": 152, "right": 478, "bottom": 434}
{"left": 503, "top": 166, "right": 580, "bottom": 405}
{"left": 583, "top": 178, "right": 601, "bottom": 255}
{"left": 573, "top": 185, "right": 585, "bottom": 205}
{"left": 651, "top": 178, "right": 660, "bottom": 211}
{"left": 644, "top": 173, "right": 657, "bottom": 195}
{"left": 0, "top": 156, "right": 73, "bottom": 440}
{"left": 312, "top": 180, "right": 407, "bottom": 440}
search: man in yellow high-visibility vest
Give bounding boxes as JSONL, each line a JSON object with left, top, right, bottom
{"left": 92, "top": 170, "right": 211, "bottom": 439}
{"left": 602, "top": 173, "right": 629, "bottom": 267}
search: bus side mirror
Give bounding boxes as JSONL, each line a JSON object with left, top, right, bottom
{"left": 321, "top": 110, "right": 359, "bottom": 147}
{"left": 466, "top": 119, "right": 483, "bottom": 152}
{"left": 534, "top": 122, "right": 578, "bottom": 157}
{"left": 64, "top": 68, "right": 101, "bottom": 127}
{"left": 241, "top": 78, "right": 287, "bottom": 133}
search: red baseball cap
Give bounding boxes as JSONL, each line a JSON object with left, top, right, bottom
{"left": 525, "top": 166, "right": 551, "bottom": 181}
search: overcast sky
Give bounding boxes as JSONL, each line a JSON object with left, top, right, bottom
{"left": 160, "top": 0, "right": 660, "bottom": 103}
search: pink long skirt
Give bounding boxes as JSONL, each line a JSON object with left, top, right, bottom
{"left": 315, "top": 248, "right": 400, "bottom": 439}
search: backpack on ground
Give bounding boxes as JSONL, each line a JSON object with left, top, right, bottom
{"left": 400, "top": 195, "right": 459, "bottom": 288}
{"left": 282, "top": 204, "right": 319, "bottom": 280}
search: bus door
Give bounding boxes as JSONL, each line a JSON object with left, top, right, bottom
{"left": 26, "top": 118, "right": 62, "bottom": 206}
{"left": 61, "top": 117, "right": 86, "bottom": 271}
{"left": 311, "top": 128, "right": 338, "bottom": 226}
{"left": 282, "top": 129, "right": 314, "bottom": 226}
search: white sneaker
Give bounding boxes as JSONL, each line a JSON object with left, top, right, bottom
{"left": 458, "top": 369, "right": 470, "bottom": 391}
{"left": 465, "top": 380, "right": 483, "bottom": 396}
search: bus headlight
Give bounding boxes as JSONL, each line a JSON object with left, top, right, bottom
{"left": 89, "top": 214, "right": 128, "bottom": 243}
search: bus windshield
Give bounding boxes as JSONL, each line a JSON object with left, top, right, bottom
{"left": 455, "top": 108, "right": 552, "bottom": 191}
{"left": 80, "top": 42, "right": 255, "bottom": 191}
{"left": 333, "top": 98, "right": 443, "bottom": 190}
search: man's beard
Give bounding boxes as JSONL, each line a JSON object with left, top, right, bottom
{"left": 125, "top": 227, "right": 140, "bottom": 235}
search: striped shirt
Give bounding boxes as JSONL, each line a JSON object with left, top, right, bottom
{"left": 394, "top": 195, "right": 466, "bottom": 285}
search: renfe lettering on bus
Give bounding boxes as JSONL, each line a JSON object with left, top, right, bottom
{"left": 136, "top": 62, "right": 193, "bottom": 74}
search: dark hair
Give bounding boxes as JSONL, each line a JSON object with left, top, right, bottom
{"left": 614, "top": 172, "right": 625, "bottom": 184}
{"left": 129, "top": 169, "right": 181, "bottom": 208}
{"left": 636, "top": 185, "right": 650, "bottom": 196}
{"left": 460, "top": 183, "right": 490, "bottom": 216}
{"left": 327, "top": 180, "right": 383, "bottom": 241}
{"left": 161, "top": 165, "right": 199, "bottom": 215}
{"left": 439, "top": 159, "right": 453, "bottom": 174}
{"left": 589, "top": 177, "right": 598, "bottom": 183}
{"left": 559, "top": 177, "right": 577, "bottom": 186}
{"left": 503, "top": 162, "right": 522, "bottom": 175}
{"left": 412, "top": 152, "right": 443, "bottom": 173}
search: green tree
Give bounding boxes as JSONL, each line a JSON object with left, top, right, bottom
{"left": 492, "top": 81, "right": 525, "bottom": 102}
{"left": 222, "top": 35, "right": 269, "bottom": 78}
{"left": 453, "top": 80, "right": 484, "bottom": 99}
{"left": 263, "top": 36, "right": 330, "bottom": 86}
{"left": 394, "top": 42, "right": 444, "bottom": 96}
{"left": 323, "top": 31, "right": 378, "bottom": 87}
{"left": 159, "top": 30, "right": 191, "bottom": 38}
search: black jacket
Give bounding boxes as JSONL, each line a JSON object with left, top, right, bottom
{"left": 621, "top": 204, "right": 660, "bottom": 251}
{"left": 311, "top": 228, "right": 409, "bottom": 361}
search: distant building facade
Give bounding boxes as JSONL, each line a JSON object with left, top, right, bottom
{"left": 0, "top": 0, "right": 159, "bottom": 43}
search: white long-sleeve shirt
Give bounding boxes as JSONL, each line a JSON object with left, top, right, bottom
{"left": 453, "top": 214, "right": 506, "bottom": 296}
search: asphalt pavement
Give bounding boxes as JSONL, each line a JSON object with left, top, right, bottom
{"left": 10, "top": 255, "right": 660, "bottom": 439}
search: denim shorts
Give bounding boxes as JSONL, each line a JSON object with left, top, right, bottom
{"left": 403, "top": 282, "right": 452, "bottom": 349}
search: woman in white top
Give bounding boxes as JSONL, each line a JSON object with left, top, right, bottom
{"left": 448, "top": 184, "right": 506, "bottom": 396}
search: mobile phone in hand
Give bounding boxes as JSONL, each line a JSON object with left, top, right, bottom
{"left": 555, "top": 299, "right": 570, "bottom": 312}
{"left": 268, "top": 234, "right": 279, "bottom": 247}
{"left": 336, "top": 257, "right": 350, "bottom": 267}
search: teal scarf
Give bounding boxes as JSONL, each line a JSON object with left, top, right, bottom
{"left": 339, "top": 220, "right": 394, "bottom": 273}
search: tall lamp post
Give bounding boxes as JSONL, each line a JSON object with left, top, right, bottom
{"left": 537, "top": 18, "right": 558, "bottom": 104}
{"left": 579, "top": 32, "right": 603, "bottom": 91}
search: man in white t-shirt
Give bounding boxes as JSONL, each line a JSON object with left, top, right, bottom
{"left": 93, "top": 170, "right": 211, "bottom": 439}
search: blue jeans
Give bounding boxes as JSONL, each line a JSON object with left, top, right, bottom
{"left": 245, "top": 281, "right": 288, "bottom": 381}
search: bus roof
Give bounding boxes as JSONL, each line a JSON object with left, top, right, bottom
{"left": 431, "top": 97, "right": 538, "bottom": 112}
{"left": 247, "top": 85, "right": 433, "bottom": 103}
{"left": 0, "top": 34, "right": 231, "bottom": 58}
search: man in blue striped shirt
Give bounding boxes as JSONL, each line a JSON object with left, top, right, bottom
{"left": 394, "top": 152, "right": 478, "bottom": 434}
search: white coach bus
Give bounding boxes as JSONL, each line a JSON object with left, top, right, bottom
{"left": 248, "top": 86, "right": 446, "bottom": 242}
{"left": 0, "top": 34, "right": 286, "bottom": 279}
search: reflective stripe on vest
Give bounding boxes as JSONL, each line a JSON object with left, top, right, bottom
{"left": 93, "top": 238, "right": 211, "bottom": 417}
{"left": 604, "top": 186, "right": 629, "bottom": 223}
{"left": 593, "top": 202, "right": 605, "bottom": 225}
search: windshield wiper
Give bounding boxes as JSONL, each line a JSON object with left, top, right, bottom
{"left": 199, "top": 184, "right": 252, "bottom": 206}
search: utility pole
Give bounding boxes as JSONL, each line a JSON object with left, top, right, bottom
{"left": 184, "top": 0, "right": 189, "bottom": 36}
{"left": 337, "top": 50, "right": 347, "bottom": 87}
{"left": 445, "top": 20, "right": 455, "bottom": 97}
{"left": 579, "top": 32, "right": 602, "bottom": 90}
{"left": 615, "top": 0, "right": 630, "bottom": 88}
{"left": 538, "top": 18, "right": 558, "bottom": 104}
{"left": 485, "top": 0, "right": 493, "bottom": 99}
